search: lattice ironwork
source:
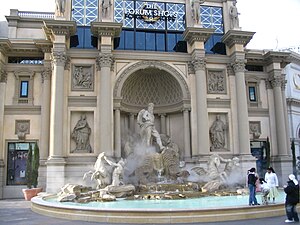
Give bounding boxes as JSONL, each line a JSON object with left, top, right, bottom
{"left": 72, "top": 0, "right": 98, "bottom": 26}
{"left": 201, "top": 6, "right": 224, "bottom": 34}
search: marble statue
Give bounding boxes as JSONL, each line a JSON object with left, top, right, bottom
{"left": 55, "top": 0, "right": 66, "bottom": 17}
{"left": 137, "top": 103, "right": 164, "bottom": 150}
{"left": 191, "top": 0, "right": 205, "bottom": 26}
{"left": 104, "top": 157, "right": 126, "bottom": 186}
{"left": 101, "top": 0, "right": 112, "bottom": 19}
{"left": 83, "top": 152, "right": 113, "bottom": 188}
{"left": 209, "top": 115, "right": 226, "bottom": 150}
{"left": 71, "top": 114, "right": 92, "bottom": 153}
{"left": 229, "top": 0, "right": 240, "bottom": 29}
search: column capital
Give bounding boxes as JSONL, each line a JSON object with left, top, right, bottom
{"left": 42, "top": 67, "right": 52, "bottom": 83}
{"left": 51, "top": 51, "right": 68, "bottom": 67}
{"left": 96, "top": 53, "right": 114, "bottom": 70}
{"left": 192, "top": 57, "right": 206, "bottom": 71}
{"left": 0, "top": 69, "right": 7, "bottom": 83}
{"left": 270, "top": 76, "right": 284, "bottom": 88}
{"left": 226, "top": 63, "right": 235, "bottom": 76}
{"left": 231, "top": 58, "right": 246, "bottom": 73}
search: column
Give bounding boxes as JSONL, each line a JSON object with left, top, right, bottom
{"left": 192, "top": 56, "right": 210, "bottom": 155}
{"left": 160, "top": 114, "right": 166, "bottom": 134}
{"left": 0, "top": 69, "right": 7, "bottom": 199}
{"left": 97, "top": 53, "right": 114, "bottom": 156}
{"left": 114, "top": 108, "right": 121, "bottom": 158}
{"left": 281, "top": 78, "right": 290, "bottom": 153}
{"left": 46, "top": 51, "right": 67, "bottom": 193}
{"left": 232, "top": 58, "right": 250, "bottom": 155}
{"left": 129, "top": 113, "right": 135, "bottom": 133}
{"left": 271, "top": 75, "right": 288, "bottom": 156}
{"left": 183, "top": 109, "right": 191, "bottom": 159}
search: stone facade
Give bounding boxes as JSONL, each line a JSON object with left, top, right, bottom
{"left": 0, "top": 0, "right": 294, "bottom": 198}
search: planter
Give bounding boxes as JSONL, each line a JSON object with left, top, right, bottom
{"left": 22, "top": 187, "right": 43, "bottom": 201}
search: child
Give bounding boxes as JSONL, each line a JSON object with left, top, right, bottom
{"left": 259, "top": 178, "right": 270, "bottom": 205}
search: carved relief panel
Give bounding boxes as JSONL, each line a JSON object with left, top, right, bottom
{"left": 207, "top": 70, "right": 226, "bottom": 94}
{"left": 15, "top": 120, "right": 30, "bottom": 141}
{"left": 71, "top": 65, "right": 94, "bottom": 91}
{"left": 249, "top": 121, "right": 261, "bottom": 140}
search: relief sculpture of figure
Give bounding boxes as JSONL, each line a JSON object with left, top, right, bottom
{"left": 102, "top": 0, "right": 112, "bottom": 19}
{"left": 137, "top": 103, "right": 164, "bottom": 151}
{"left": 229, "top": 0, "right": 240, "bottom": 29}
{"left": 191, "top": 0, "right": 205, "bottom": 26}
{"left": 71, "top": 114, "right": 92, "bottom": 153}
{"left": 55, "top": 0, "right": 66, "bottom": 17}
{"left": 209, "top": 115, "right": 226, "bottom": 150}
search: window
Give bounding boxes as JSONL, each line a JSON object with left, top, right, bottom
{"left": 72, "top": 0, "right": 98, "bottom": 26}
{"left": 20, "top": 81, "right": 29, "bottom": 98}
{"left": 7, "top": 142, "right": 36, "bottom": 185}
{"left": 13, "top": 71, "right": 34, "bottom": 104}
{"left": 248, "top": 86, "right": 256, "bottom": 102}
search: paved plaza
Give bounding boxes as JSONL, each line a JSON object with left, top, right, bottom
{"left": 0, "top": 199, "right": 291, "bottom": 225}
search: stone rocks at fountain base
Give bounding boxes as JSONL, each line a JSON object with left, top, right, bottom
{"left": 102, "top": 184, "right": 135, "bottom": 198}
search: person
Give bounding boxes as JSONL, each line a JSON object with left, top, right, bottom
{"left": 209, "top": 115, "right": 226, "bottom": 149}
{"left": 137, "top": 103, "right": 164, "bottom": 150}
{"left": 259, "top": 178, "right": 270, "bottom": 205}
{"left": 71, "top": 114, "right": 92, "bottom": 153}
{"left": 284, "top": 174, "right": 299, "bottom": 223}
{"left": 229, "top": 0, "right": 239, "bottom": 29}
{"left": 247, "top": 167, "right": 260, "bottom": 206}
{"left": 265, "top": 167, "right": 279, "bottom": 203}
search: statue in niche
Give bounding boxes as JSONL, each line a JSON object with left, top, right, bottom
{"left": 191, "top": 0, "right": 205, "bottom": 26}
{"left": 101, "top": 0, "right": 112, "bottom": 19}
{"left": 73, "top": 66, "right": 93, "bottom": 90}
{"left": 229, "top": 0, "right": 240, "bottom": 29}
{"left": 55, "top": 0, "right": 66, "bottom": 17}
{"left": 137, "top": 103, "right": 164, "bottom": 151}
{"left": 209, "top": 115, "right": 226, "bottom": 150}
{"left": 71, "top": 114, "right": 92, "bottom": 153}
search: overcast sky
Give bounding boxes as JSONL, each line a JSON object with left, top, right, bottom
{"left": 0, "top": 0, "right": 299, "bottom": 50}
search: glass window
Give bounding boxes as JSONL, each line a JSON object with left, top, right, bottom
{"left": 125, "top": 30, "right": 134, "bottom": 50}
{"left": 156, "top": 33, "right": 165, "bottom": 51}
{"left": 7, "top": 142, "right": 35, "bottom": 185}
{"left": 249, "top": 86, "right": 257, "bottom": 102}
{"left": 145, "top": 32, "right": 155, "bottom": 51}
{"left": 20, "top": 81, "right": 29, "bottom": 98}
{"left": 136, "top": 31, "right": 145, "bottom": 50}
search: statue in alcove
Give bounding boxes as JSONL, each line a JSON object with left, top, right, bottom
{"left": 55, "top": 0, "right": 66, "bottom": 17}
{"left": 209, "top": 115, "right": 226, "bottom": 150}
{"left": 71, "top": 114, "right": 92, "bottom": 153}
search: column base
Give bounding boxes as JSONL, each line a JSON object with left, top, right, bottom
{"left": 46, "top": 157, "right": 66, "bottom": 194}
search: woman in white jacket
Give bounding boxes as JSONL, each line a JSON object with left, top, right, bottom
{"left": 264, "top": 167, "right": 279, "bottom": 203}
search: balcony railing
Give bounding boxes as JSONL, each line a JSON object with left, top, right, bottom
{"left": 17, "top": 11, "right": 54, "bottom": 19}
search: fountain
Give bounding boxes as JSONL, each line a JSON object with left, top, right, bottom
{"left": 31, "top": 103, "right": 287, "bottom": 223}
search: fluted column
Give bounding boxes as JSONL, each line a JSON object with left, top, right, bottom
{"left": 0, "top": 69, "right": 7, "bottom": 199}
{"left": 192, "top": 56, "right": 210, "bottom": 155}
{"left": 96, "top": 53, "right": 114, "bottom": 156}
{"left": 114, "top": 108, "right": 121, "bottom": 158}
{"left": 40, "top": 62, "right": 52, "bottom": 161}
{"left": 281, "top": 77, "right": 290, "bottom": 154}
{"left": 270, "top": 74, "right": 288, "bottom": 155}
{"left": 183, "top": 109, "right": 191, "bottom": 159}
{"left": 232, "top": 59, "right": 250, "bottom": 154}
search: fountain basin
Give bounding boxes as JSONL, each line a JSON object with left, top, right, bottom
{"left": 31, "top": 191, "right": 287, "bottom": 224}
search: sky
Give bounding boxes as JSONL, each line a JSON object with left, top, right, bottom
{"left": 0, "top": 0, "right": 299, "bottom": 51}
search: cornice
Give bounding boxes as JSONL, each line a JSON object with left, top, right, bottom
{"left": 183, "top": 27, "right": 215, "bottom": 45}
{"left": 43, "top": 20, "right": 77, "bottom": 41}
{"left": 34, "top": 39, "right": 53, "bottom": 53}
{"left": 287, "top": 98, "right": 300, "bottom": 106}
{"left": 4, "top": 105, "right": 41, "bottom": 115}
{"left": 222, "top": 30, "right": 255, "bottom": 48}
{"left": 263, "top": 51, "right": 291, "bottom": 68}
{"left": 0, "top": 39, "right": 12, "bottom": 54}
{"left": 91, "top": 22, "right": 122, "bottom": 38}
{"left": 248, "top": 108, "right": 269, "bottom": 117}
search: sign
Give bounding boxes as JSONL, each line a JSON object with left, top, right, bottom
{"left": 125, "top": 2, "right": 178, "bottom": 23}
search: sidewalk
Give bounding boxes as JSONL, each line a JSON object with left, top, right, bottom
{"left": 0, "top": 199, "right": 290, "bottom": 225}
